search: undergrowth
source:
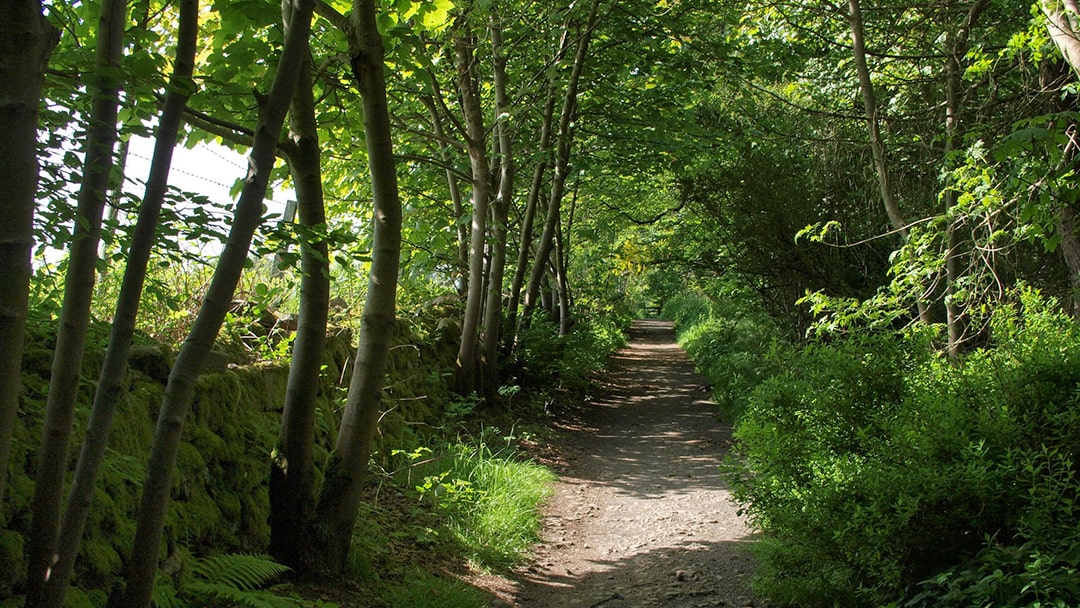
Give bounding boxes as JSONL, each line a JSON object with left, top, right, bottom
{"left": 393, "top": 427, "right": 556, "bottom": 570}
{"left": 667, "top": 283, "right": 1080, "bottom": 608}
{"left": 726, "top": 289, "right": 1080, "bottom": 607}
{"left": 662, "top": 283, "right": 788, "bottom": 421}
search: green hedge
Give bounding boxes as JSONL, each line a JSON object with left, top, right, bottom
{"left": 727, "top": 290, "right": 1080, "bottom": 607}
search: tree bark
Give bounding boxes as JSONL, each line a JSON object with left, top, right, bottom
{"left": 942, "top": 0, "right": 989, "bottom": 358}
{"left": 520, "top": 0, "right": 599, "bottom": 331}
{"left": 506, "top": 19, "right": 570, "bottom": 351}
{"left": 482, "top": 11, "right": 514, "bottom": 389}
{"left": 454, "top": 28, "right": 490, "bottom": 394}
{"left": 26, "top": 0, "right": 127, "bottom": 602}
{"left": 310, "top": 0, "right": 402, "bottom": 573}
{"left": 848, "top": 0, "right": 905, "bottom": 235}
{"left": 847, "top": 0, "right": 932, "bottom": 324}
{"left": 0, "top": 0, "right": 57, "bottom": 510}
{"left": 554, "top": 208, "right": 572, "bottom": 335}
{"left": 1044, "top": 0, "right": 1080, "bottom": 77}
{"left": 38, "top": 2, "right": 199, "bottom": 605}
{"left": 116, "top": 0, "right": 314, "bottom": 603}
{"left": 269, "top": 0, "right": 328, "bottom": 573}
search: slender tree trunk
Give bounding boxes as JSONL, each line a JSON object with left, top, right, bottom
{"left": 942, "top": 0, "right": 989, "bottom": 358}
{"left": 556, "top": 182, "right": 579, "bottom": 336}
{"left": 506, "top": 21, "right": 570, "bottom": 350}
{"left": 269, "top": 3, "right": 328, "bottom": 573}
{"left": 482, "top": 12, "right": 514, "bottom": 388}
{"left": 38, "top": 3, "right": 199, "bottom": 605}
{"left": 520, "top": 0, "right": 599, "bottom": 331}
{"left": 97, "top": 137, "right": 129, "bottom": 285}
{"left": 848, "top": 0, "right": 904, "bottom": 235}
{"left": 26, "top": 0, "right": 127, "bottom": 602}
{"left": 310, "top": 0, "right": 402, "bottom": 573}
{"left": 847, "top": 0, "right": 932, "bottom": 324}
{"left": 554, "top": 209, "right": 572, "bottom": 335}
{"left": 0, "top": 0, "right": 57, "bottom": 509}
{"left": 116, "top": 1, "right": 314, "bottom": 604}
{"left": 454, "top": 29, "right": 490, "bottom": 394}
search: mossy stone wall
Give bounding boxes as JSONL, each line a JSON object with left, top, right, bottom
{"left": 1, "top": 320, "right": 459, "bottom": 605}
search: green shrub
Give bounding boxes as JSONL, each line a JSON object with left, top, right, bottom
{"left": 513, "top": 314, "right": 626, "bottom": 395}
{"left": 661, "top": 289, "right": 715, "bottom": 333}
{"left": 727, "top": 290, "right": 1080, "bottom": 607}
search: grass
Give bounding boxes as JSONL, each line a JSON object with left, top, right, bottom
{"left": 379, "top": 568, "right": 486, "bottom": 608}
{"left": 315, "top": 426, "right": 556, "bottom": 608}
{"left": 393, "top": 428, "right": 556, "bottom": 571}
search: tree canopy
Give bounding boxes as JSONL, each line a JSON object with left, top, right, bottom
{"left": 5, "top": 0, "right": 1080, "bottom": 605}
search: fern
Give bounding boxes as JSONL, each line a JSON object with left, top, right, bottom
{"left": 185, "top": 581, "right": 299, "bottom": 608}
{"left": 189, "top": 553, "right": 291, "bottom": 592}
{"left": 152, "top": 553, "right": 337, "bottom": 608}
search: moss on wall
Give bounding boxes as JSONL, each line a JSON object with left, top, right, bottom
{"left": 1, "top": 319, "right": 461, "bottom": 602}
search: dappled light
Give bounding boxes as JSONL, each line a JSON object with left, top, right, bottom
{"left": 510, "top": 320, "right": 758, "bottom": 607}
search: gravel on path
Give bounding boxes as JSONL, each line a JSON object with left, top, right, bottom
{"left": 504, "top": 319, "right": 760, "bottom": 608}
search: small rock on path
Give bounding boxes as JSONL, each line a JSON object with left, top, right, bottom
{"left": 508, "top": 319, "right": 760, "bottom": 608}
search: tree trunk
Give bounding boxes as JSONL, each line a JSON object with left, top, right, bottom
{"left": 506, "top": 20, "right": 570, "bottom": 351}
{"left": 38, "top": 2, "right": 199, "bottom": 605}
{"left": 1044, "top": 0, "right": 1080, "bottom": 78}
{"left": 116, "top": 0, "right": 314, "bottom": 604}
{"left": 554, "top": 208, "right": 572, "bottom": 335}
{"left": 520, "top": 0, "right": 599, "bottom": 331}
{"left": 454, "top": 29, "right": 490, "bottom": 394}
{"left": 557, "top": 181, "right": 579, "bottom": 336}
{"left": 482, "top": 12, "right": 514, "bottom": 389}
{"left": 847, "top": 0, "right": 932, "bottom": 324}
{"left": 310, "top": 0, "right": 402, "bottom": 573}
{"left": 942, "top": 0, "right": 989, "bottom": 358}
{"left": 269, "top": 0, "right": 328, "bottom": 573}
{"left": 26, "top": 0, "right": 127, "bottom": 602}
{"left": 0, "top": 0, "right": 57, "bottom": 509}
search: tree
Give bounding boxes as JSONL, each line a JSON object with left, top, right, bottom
{"left": 308, "top": 0, "right": 405, "bottom": 573}
{"left": 519, "top": 0, "right": 599, "bottom": 332}
{"left": 481, "top": 8, "right": 515, "bottom": 385}
{"left": 118, "top": 0, "right": 315, "bottom": 601}
{"left": 1044, "top": 0, "right": 1080, "bottom": 77}
{"left": 453, "top": 17, "right": 491, "bottom": 393}
{"left": 941, "top": 0, "right": 990, "bottom": 357}
{"left": 26, "top": 0, "right": 128, "bottom": 601}
{"left": 268, "top": 0, "right": 330, "bottom": 570}
{"left": 36, "top": 1, "right": 201, "bottom": 604}
{"left": 505, "top": 20, "right": 569, "bottom": 345}
{"left": 0, "top": 0, "right": 57, "bottom": 510}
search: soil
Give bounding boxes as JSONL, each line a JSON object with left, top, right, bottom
{"left": 484, "top": 319, "right": 761, "bottom": 608}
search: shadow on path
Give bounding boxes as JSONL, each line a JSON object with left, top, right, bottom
{"left": 509, "top": 320, "right": 760, "bottom": 608}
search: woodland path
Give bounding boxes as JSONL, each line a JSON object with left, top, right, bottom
{"left": 495, "top": 319, "right": 760, "bottom": 608}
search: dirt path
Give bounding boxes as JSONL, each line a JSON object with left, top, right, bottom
{"left": 505, "top": 319, "right": 759, "bottom": 608}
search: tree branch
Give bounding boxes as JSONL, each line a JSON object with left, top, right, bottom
{"left": 314, "top": 0, "right": 349, "bottom": 34}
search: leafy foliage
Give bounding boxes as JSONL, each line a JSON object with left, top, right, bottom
{"left": 152, "top": 553, "right": 336, "bottom": 608}
{"left": 377, "top": 568, "right": 484, "bottom": 608}
{"left": 663, "top": 283, "right": 786, "bottom": 421}
{"left": 726, "top": 289, "right": 1080, "bottom": 608}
